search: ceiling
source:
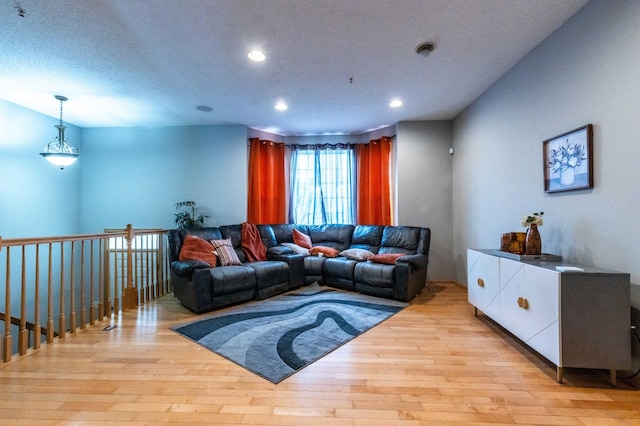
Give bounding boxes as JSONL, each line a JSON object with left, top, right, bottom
{"left": 0, "top": 0, "right": 588, "bottom": 136}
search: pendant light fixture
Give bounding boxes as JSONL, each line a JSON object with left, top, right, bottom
{"left": 40, "top": 95, "right": 78, "bottom": 169}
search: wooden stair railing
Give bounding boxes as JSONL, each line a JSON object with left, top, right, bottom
{"left": 0, "top": 225, "right": 171, "bottom": 364}
{"left": 0, "top": 312, "right": 58, "bottom": 347}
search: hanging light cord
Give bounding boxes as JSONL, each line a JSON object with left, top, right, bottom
{"left": 59, "top": 98, "right": 64, "bottom": 128}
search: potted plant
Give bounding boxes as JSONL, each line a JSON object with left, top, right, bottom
{"left": 174, "top": 201, "right": 208, "bottom": 228}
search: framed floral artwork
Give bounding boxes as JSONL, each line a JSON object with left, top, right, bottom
{"left": 543, "top": 124, "right": 593, "bottom": 193}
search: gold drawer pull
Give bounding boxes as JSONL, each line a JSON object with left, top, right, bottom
{"left": 517, "top": 297, "right": 529, "bottom": 310}
{"left": 477, "top": 278, "right": 485, "bottom": 288}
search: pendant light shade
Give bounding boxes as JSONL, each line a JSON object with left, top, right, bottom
{"left": 40, "top": 95, "right": 78, "bottom": 170}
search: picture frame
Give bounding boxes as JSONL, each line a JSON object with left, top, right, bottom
{"left": 543, "top": 124, "right": 593, "bottom": 193}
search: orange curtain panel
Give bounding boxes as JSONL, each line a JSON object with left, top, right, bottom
{"left": 357, "top": 136, "right": 392, "bottom": 225}
{"left": 247, "top": 138, "right": 286, "bottom": 224}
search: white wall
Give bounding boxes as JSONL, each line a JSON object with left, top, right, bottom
{"left": 397, "top": 121, "right": 454, "bottom": 282}
{"left": 80, "top": 125, "right": 248, "bottom": 232}
{"left": 0, "top": 100, "right": 82, "bottom": 238}
{"left": 452, "top": 0, "right": 640, "bottom": 308}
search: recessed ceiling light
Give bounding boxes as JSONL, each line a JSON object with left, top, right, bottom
{"left": 415, "top": 42, "right": 436, "bottom": 57}
{"left": 248, "top": 50, "right": 266, "bottom": 62}
{"left": 275, "top": 102, "right": 288, "bottom": 111}
{"left": 389, "top": 99, "right": 403, "bottom": 108}
{"left": 196, "top": 105, "right": 212, "bottom": 112}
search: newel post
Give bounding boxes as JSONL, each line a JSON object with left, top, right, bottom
{"left": 1, "top": 236, "right": 12, "bottom": 363}
{"left": 123, "top": 224, "right": 138, "bottom": 310}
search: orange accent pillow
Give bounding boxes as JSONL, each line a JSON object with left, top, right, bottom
{"left": 369, "top": 253, "right": 405, "bottom": 265}
{"left": 309, "top": 245, "right": 339, "bottom": 258}
{"left": 292, "top": 229, "right": 312, "bottom": 249}
{"left": 178, "top": 235, "right": 217, "bottom": 267}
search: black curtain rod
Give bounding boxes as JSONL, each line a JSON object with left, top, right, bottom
{"left": 248, "top": 135, "right": 396, "bottom": 146}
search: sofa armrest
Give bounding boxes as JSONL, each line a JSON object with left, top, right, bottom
{"left": 171, "top": 260, "right": 211, "bottom": 277}
{"left": 393, "top": 258, "right": 427, "bottom": 302}
{"left": 397, "top": 254, "right": 428, "bottom": 270}
{"left": 267, "top": 253, "right": 305, "bottom": 289}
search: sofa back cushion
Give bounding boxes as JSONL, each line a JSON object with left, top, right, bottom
{"left": 378, "top": 226, "right": 422, "bottom": 255}
{"left": 257, "top": 224, "right": 354, "bottom": 253}
{"left": 307, "top": 224, "right": 354, "bottom": 252}
{"left": 219, "top": 225, "right": 248, "bottom": 263}
{"left": 261, "top": 224, "right": 297, "bottom": 246}
{"left": 350, "top": 225, "right": 384, "bottom": 253}
{"left": 256, "top": 224, "right": 277, "bottom": 248}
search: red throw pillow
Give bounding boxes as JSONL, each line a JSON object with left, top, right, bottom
{"left": 178, "top": 235, "right": 217, "bottom": 267}
{"left": 292, "top": 228, "right": 312, "bottom": 249}
{"left": 369, "top": 253, "right": 405, "bottom": 265}
{"left": 309, "top": 245, "right": 340, "bottom": 258}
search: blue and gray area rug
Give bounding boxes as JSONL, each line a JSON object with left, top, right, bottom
{"left": 172, "top": 283, "right": 407, "bottom": 383}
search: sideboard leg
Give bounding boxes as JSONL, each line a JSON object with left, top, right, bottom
{"left": 474, "top": 307, "right": 478, "bottom": 317}
{"left": 610, "top": 369, "right": 616, "bottom": 386}
{"left": 556, "top": 366, "right": 563, "bottom": 383}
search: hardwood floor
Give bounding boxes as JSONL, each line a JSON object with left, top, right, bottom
{"left": 1, "top": 282, "right": 638, "bottom": 425}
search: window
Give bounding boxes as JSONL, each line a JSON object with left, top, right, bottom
{"left": 247, "top": 136, "right": 393, "bottom": 226}
{"left": 289, "top": 144, "right": 356, "bottom": 225}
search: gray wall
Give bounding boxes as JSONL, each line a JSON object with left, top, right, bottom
{"left": 397, "top": 121, "right": 454, "bottom": 282}
{"left": 80, "top": 125, "right": 248, "bottom": 232}
{"left": 452, "top": 0, "right": 640, "bottom": 309}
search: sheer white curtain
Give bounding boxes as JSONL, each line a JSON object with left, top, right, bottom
{"left": 289, "top": 143, "right": 356, "bottom": 225}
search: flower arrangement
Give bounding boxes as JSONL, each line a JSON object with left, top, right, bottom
{"left": 521, "top": 211, "right": 544, "bottom": 228}
{"left": 548, "top": 139, "right": 587, "bottom": 173}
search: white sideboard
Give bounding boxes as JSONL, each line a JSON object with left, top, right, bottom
{"left": 467, "top": 249, "right": 631, "bottom": 385}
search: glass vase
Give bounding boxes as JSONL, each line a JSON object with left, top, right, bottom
{"left": 525, "top": 223, "right": 541, "bottom": 255}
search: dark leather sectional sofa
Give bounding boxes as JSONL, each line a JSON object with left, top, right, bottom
{"left": 168, "top": 223, "right": 431, "bottom": 313}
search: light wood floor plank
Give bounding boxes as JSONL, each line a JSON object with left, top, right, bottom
{"left": 0, "top": 281, "right": 638, "bottom": 424}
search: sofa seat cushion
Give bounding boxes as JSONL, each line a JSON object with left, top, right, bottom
{"left": 354, "top": 262, "right": 395, "bottom": 289}
{"left": 324, "top": 257, "right": 358, "bottom": 291}
{"left": 324, "top": 257, "right": 358, "bottom": 280}
{"left": 369, "top": 253, "right": 405, "bottom": 265}
{"left": 209, "top": 265, "right": 256, "bottom": 296}
{"left": 340, "top": 248, "right": 374, "bottom": 261}
{"left": 304, "top": 256, "right": 327, "bottom": 284}
{"left": 304, "top": 256, "right": 326, "bottom": 275}
{"left": 246, "top": 261, "right": 290, "bottom": 300}
{"left": 309, "top": 245, "right": 339, "bottom": 258}
{"left": 246, "top": 261, "right": 289, "bottom": 287}
{"left": 281, "top": 242, "right": 310, "bottom": 256}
